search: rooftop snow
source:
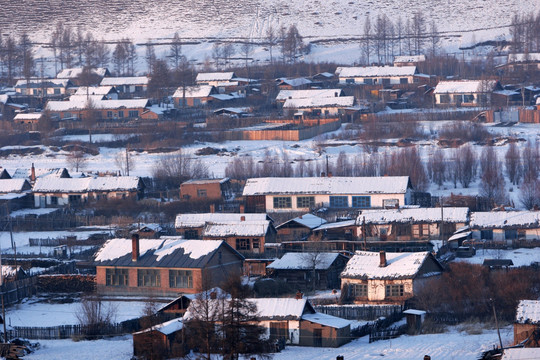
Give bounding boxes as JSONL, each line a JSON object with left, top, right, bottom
{"left": 283, "top": 96, "right": 354, "bottom": 109}
{"left": 46, "top": 98, "right": 150, "bottom": 112}
{"left": 251, "top": 298, "right": 311, "bottom": 319}
{"left": 57, "top": 67, "right": 108, "bottom": 79}
{"left": 196, "top": 72, "right": 235, "bottom": 82}
{"left": 204, "top": 222, "right": 270, "bottom": 237}
{"left": 181, "top": 178, "right": 229, "bottom": 185}
{"left": 341, "top": 251, "right": 438, "bottom": 280}
{"left": 301, "top": 312, "right": 351, "bottom": 328}
{"left": 15, "top": 79, "right": 70, "bottom": 88}
{"left": 358, "top": 207, "right": 469, "bottom": 224}
{"left": 276, "top": 89, "right": 343, "bottom": 101}
{"left": 74, "top": 86, "right": 115, "bottom": 96}
{"left": 94, "top": 238, "right": 165, "bottom": 262}
{"left": 394, "top": 55, "right": 426, "bottom": 63}
{"left": 242, "top": 176, "right": 411, "bottom": 196}
{"left": 338, "top": 66, "right": 417, "bottom": 78}
{"left": 470, "top": 211, "right": 540, "bottom": 228}
{"left": 267, "top": 252, "right": 342, "bottom": 270}
{"left": 33, "top": 176, "right": 140, "bottom": 193}
{"left": 313, "top": 219, "right": 356, "bottom": 231}
{"left": 508, "top": 53, "right": 540, "bottom": 63}
{"left": 277, "top": 213, "right": 327, "bottom": 230}
{"left": 175, "top": 213, "right": 269, "bottom": 228}
{"left": 13, "top": 113, "right": 42, "bottom": 120}
{"left": 515, "top": 300, "right": 540, "bottom": 324}
{"left": 433, "top": 80, "right": 498, "bottom": 94}
{"left": 278, "top": 78, "right": 312, "bottom": 87}
{"left": 100, "top": 76, "right": 149, "bottom": 86}
{"left": 173, "top": 85, "right": 215, "bottom": 98}
{"left": 153, "top": 239, "right": 223, "bottom": 261}
{"left": 134, "top": 318, "right": 183, "bottom": 335}
{"left": 0, "top": 179, "right": 30, "bottom": 193}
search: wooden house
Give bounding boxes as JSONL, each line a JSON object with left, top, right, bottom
{"left": 133, "top": 318, "right": 185, "bottom": 358}
{"left": 45, "top": 98, "right": 154, "bottom": 121}
{"left": 433, "top": 80, "right": 501, "bottom": 107}
{"left": 498, "top": 53, "right": 540, "bottom": 73}
{"left": 469, "top": 211, "right": 540, "bottom": 244}
{"left": 337, "top": 66, "right": 417, "bottom": 85}
{"left": 100, "top": 76, "right": 149, "bottom": 96}
{"left": 266, "top": 252, "right": 349, "bottom": 290}
{"left": 311, "top": 219, "right": 358, "bottom": 241}
{"left": 72, "top": 86, "right": 118, "bottom": 100}
{"left": 276, "top": 78, "right": 312, "bottom": 90}
{"left": 283, "top": 96, "right": 355, "bottom": 117}
{"left": 156, "top": 295, "right": 192, "bottom": 317}
{"left": 276, "top": 213, "right": 327, "bottom": 242}
{"left": 33, "top": 176, "right": 145, "bottom": 207}
{"left": 275, "top": 89, "right": 345, "bottom": 106}
{"left": 56, "top": 67, "right": 110, "bottom": 85}
{"left": 0, "top": 178, "right": 33, "bottom": 215}
{"left": 94, "top": 235, "right": 244, "bottom": 296}
{"left": 174, "top": 213, "right": 276, "bottom": 254}
{"left": 172, "top": 85, "right": 218, "bottom": 107}
{"left": 340, "top": 251, "right": 444, "bottom": 305}
{"left": 13, "top": 113, "right": 42, "bottom": 130}
{"left": 358, "top": 207, "right": 470, "bottom": 241}
{"left": 243, "top": 258, "right": 274, "bottom": 277}
{"left": 242, "top": 176, "right": 413, "bottom": 213}
{"left": 14, "top": 79, "right": 73, "bottom": 97}
{"left": 514, "top": 300, "right": 540, "bottom": 346}
{"left": 179, "top": 178, "right": 232, "bottom": 201}
{"left": 195, "top": 72, "right": 236, "bottom": 87}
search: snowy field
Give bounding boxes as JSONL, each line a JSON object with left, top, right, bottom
{"left": 455, "top": 247, "right": 540, "bottom": 267}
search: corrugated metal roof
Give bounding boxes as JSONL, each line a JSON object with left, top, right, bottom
{"left": 339, "top": 66, "right": 417, "bottom": 78}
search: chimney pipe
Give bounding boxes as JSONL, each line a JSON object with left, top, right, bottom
{"left": 239, "top": 204, "right": 245, "bottom": 213}
{"left": 328, "top": 172, "right": 333, "bottom": 177}
{"left": 379, "top": 250, "right": 387, "bottom": 267}
{"left": 132, "top": 234, "right": 140, "bottom": 262}
{"left": 30, "top": 163, "right": 36, "bottom": 182}
{"left": 295, "top": 291, "right": 303, "bottom": 299}
{"left": 209, "top": 203, "right": 215, "bottom": 213}
{"left": 240, "top": 216, "right": 246, "bottom": 222}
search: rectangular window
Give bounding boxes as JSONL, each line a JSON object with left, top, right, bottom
{"left": 118, "top": 111, "right": 124, "bottom": 118}
{"left": 296, "top": 196, "right": 315, "bottom": 209}
{"left": 54, "top": 88, "right": 61, "bottom": 94}
{"left": 399, "top": 78, "right": 408, "bottom": 84}
{"left": 252, "top": 239, "right": 260, "bottom": 249}
{"left": 352, "top": 196, "right": 371, "bottom": 208}
{"left": 329, "top": 196, "right": 348, "bottom": 208}
{"left": 137, "top": 269, "right": 161, "bottom": 287}
{"left": 197, "top": 189, "right": 207, "bottom": 197}
{"left": 128, "top": 110, "right": 139, "bottom": 118}
{"left": 169, "top": 270, "right": 193, "bottom": 289}
{"left": 363, "top": 78, "right": 373, "bottom": 85}
{"left": 439, "top": 94, "right": 450, "bottom": 103}
{"left": 106, "top": 268, "right": 128, "bottom": 286}
{"left": 107, "top": 111, "right": 113, "bottom": 118}
{"left": 184, "top": 229, "right": 198, "bottom": 239}
{"left": 350, "top": 283, "right": 367, "bottom": 297}
{"left": 463, "top": 94, "right": 475, "bottom": 103}
{"left": 236, "top": 238, "right": 250, "bottom": 251}
{"left": 193, "top": 98, "right": 202, "bottom": 106}
{"left": 273, "top": 196, "right": 292, "bottom": 209}
{"left": 346, "top": 78, "right": 355, "bottom": 84}
{"left": 135, "top": 86, "right": 143, "bottom": 93}
{"left": 381, "top": 78, "right": 390, "bottom": 85}
{"left": 385, "top": 284, "right": 404, "bottom": 297}
{"left": 481, "top": 230, "right": 493, "bottom": 240}
{"left": 50, "top": 196, "right": 58, "bottom": 205}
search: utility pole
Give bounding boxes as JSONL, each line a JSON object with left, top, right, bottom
{"left": 491, "top": 298, "right": 504, "bottom": 350}
{"left": 125, "top": 147, "right": 130, "bottom": 176}
{"left": 0, "top": 242, "right": 7, "bottom": 343}
{"left": 440, "top": 196, "right": 444, "bottom": 248}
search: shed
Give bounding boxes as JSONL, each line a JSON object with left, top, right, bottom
{"left": 403, "top": 309, "right": 426, "bottom": 334}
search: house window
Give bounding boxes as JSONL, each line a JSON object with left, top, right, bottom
{"left": 329, "top": 196, "right": 348, "bottom": 208}
{"left": 352, "top": 196, "right": 371, "bottom": 208}
{"left": 137, "top": 269, "right": 161, "bottom": 287}
{"left": 184, "top": 230, "right": 198, "bottom": 239}
{"left": 297, "top": 196, "right": 315, "bottom": 208}
{"left": 119, "top": 111, "right": 124, "bottom": 118}
{"left": 236, "top": 238, "right": 250, "bottom": 251}
{"left": 505, "top": 229, "right": 517, "bottom": 240}
{"left": 346, "top": 78, "right": 355, "bottom": 84}
{"left": 193, "top": 98, "right": 201, "bottom": 106}
{"left": 68, "top": 195, "right": 82, "bottom": 203}
{"left": 135, "top": 86, "right": 143, "bottom": 92}
{"left": 363, "top": 78, "right": 373, "bottom": 85}
{"left": 54, "top": 88, "right": 61, "bottom": 95}
{"left": 50, "top": 196, "right": 58, "bottom": 205}
{"left": 169, "top": 270, "right": 193, "bottom": 289}
{"left": 381, "top": 78, "right": 390, "bottom": 85}
{"left": 106, "top": 268, "right": 128, "bottom": 286}
{"left": 481, "top": 230, "right": 493, "bottom": 240}
{"left": 128, "top": 110, "right": 139, "bottom": 118}
{"left": 350, "top": 283, "right": 368, "bottom": 297}
{"left": 462, "top": 94, "right": 475, "bottom": 103}
{"left": 33, "top": 89, "right": 38, "bottom": 95}
{"left": 439, "top": 94, "right": 450, "bottom": 103}
{"left": 197, "top": 189, "right": 207, "bottom": 198}
{"left": 273, "top": 196, "right": 292, "bottom": 209}
{"left": 252, "top": 239, "right": 260, "bottom": 249}
{"left": 385, "top": 284, "right": 404, "bottom": 297}
{"left": 399, "top": 78, "right": 408, "bottom": 84}
{"left": 107, "top": 111, "right": 113, "bottom": 118}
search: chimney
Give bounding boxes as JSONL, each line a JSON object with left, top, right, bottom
{"left": 30, "top": 163, "right": 36, "bottom": 182}
{"left": 209, "top": 203, "right": 215, "bottom": 213}
{"left": 240, "top": 216, "right": 246, "bottom": 222}
{"left": 239, "top": 204, "right": 245, "bottom": 213}
{"left": 328, "top": 172, "right": 333, "bottom": 177}
{"left": 379, "top": 250, "right": 387, "bottom": 267}
{"left": 295, "top": 291, "right": 303, "bottom": 300}
{"left": 210, "top": 291, "right": 217, "bottom": 299}
{"left": 321, "top": 172, "right": 326, "bottom": 177}
{"left": 131, "top": 234, "right": 140, "bottom": 262}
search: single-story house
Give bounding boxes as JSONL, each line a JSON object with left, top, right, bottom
{"left": 276, "top": 213, "right": 327, "bottom": 242}
{"left": 46, "top": 98, "right": 155, "bottom": 121}
{"left": 498, "top": 53, "right": 540, "bottom": 73}
{"left": 282, "top": 96, "right": 355, "bottom": 117}
{"left": 469, "top": 211, "right": 540, "bottom": 243}
{"left": 266, "top": 252, "right": 349, "bottom": 290}
{"left": 56, "top": 67, "right": 110, "bottom": 85}
{"left": 172, "top": 85, "right": 218, "bottom": 107}
{"left": 94, "top": 235, "right": 244, "bottom": 296}
{"left": 156, "top": 295, "right": 193, "bottom": 317}
{"left": 195, "top": 72, "right": 236, "bottom": 87}
{"left": 276, "top": 78, "right": 312, "bottom": 90}
{"left": 33, "top": 176, "right": 145, "bottom": 207}
{"left": 357, "top": 207, "right": 470, "bottom": 241}
{"left": 275, "top": 89, "right": 345, "bottom": 106}
{"left": 179, "top": 178, "right": 232, "bottom": 201}
{"left": 340, "top": 250, "right": 444, "bottom": 305}
{"left": 433, "top": 80, "right": 501, "bottom": 107}
{"left": 242, "top": 176, "right": 413, "bottom": 213}
{"left": 311, "top": 219, "right": 358, "bottom": 241}
{"left": 72, "top": 86, "right": 118, "bottom": 100}
{"left": 14, "top": 79, "right": 73, "bottom": 97}
{"left": 338, "top": 66, "right": 417, "bottom": 85}
{"left": 13, "top": 113, "right": 42, "bottom": 129}
{"left": 133, "top": 318, "right": 184, "bottom": 359}
{"left": 100, "top": 76, "right": 149, "bottom": 95}
{"left": 514, "top": 300, "right": 540, "bottom": 346}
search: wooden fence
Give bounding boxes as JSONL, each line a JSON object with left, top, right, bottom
{"left": 0, "top": 277, "right": 38, "bottom": 306}
{"left": 314, "top": 304, "right": 403, "bottom": 320}
{"left": 369, "top": 324, "right": 407, "bottom": 343}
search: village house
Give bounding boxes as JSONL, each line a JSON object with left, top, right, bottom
{"left": 72, "top": 86, "right": 119, "bottom": 100}
{"left": 100, "top": 76, "right": 149, "bottom": 96}
{"left": 357, "top": 207, "right": 470, "bottom": 241}
{"left": 172, "top": 85, "right": 218, "bottom": 107}
{"left": 310, "top": 219, "right": 359, "bottom": 241}
{"left": 195, "top": 72, "right": 237, "bottom": 87}
{"left": 45, "top": 98, "right": 158, "bottom": 121}
{"left": 498, "top": 53, "right": 540, "bottom": 73}
{"left": 340, "top": 250, "right": 444, "bottom": 305}
{"left": 433, "top": 79, "right": 501, "bottom": 107}
{"left": 14, "top": 79, "right": 73, "bottom": 97}
{"left": 275, "top": 89, "right": 345, "bottom": 106}
{"left": 179, "top": 178, "right": 232, "bottom": 201}
{"left": 11, "top": 164, "right": 71, "bottom": 184}
{"left": 56, "top": 67, "right": 110, "bottom": 85}
{"left": 282, "top": 96, "right": 355, "bottom": 118}
{"left": 276, "top": 77, "right": 313, "bottom": 90}
{"left": 132, "top": 318, "right": 185, "bottom": 359}
{"left": 266, "top": 252, "right": 349, "bottom": 290}
{"left": 310, "top": 72, "right": 336, "bottom": 87}
{"left": 94, "top": 235, "right": 244, "bottom": 296}
{"left": 13, "top": 113, "right": 42, "bottom": 130}
{"left": 32, "top": 176, "right": 145, "bottom": 207}
{"left": 514, "top": 299, "right": 540, "bottom": 346}
{"left": 0, "top": 176, "right": 33, "bottom": 215}
{"left": 469, "top": 211, "right": 540, "bottom": 243}
{"left": 0, "top": 94, "right": 26, "bottom": 121}
{"left": 242, "top": 176, "right": 413, "bottom": 213}
{"left": 276, "top": 213, "right": 327, "bottom": 242}
{"left": 337, "top": 66, "right": 418, "bottom": 85}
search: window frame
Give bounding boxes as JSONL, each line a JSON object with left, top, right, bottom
{"left": 137, "top": 269, "right": 161, "bottom": 287}
{"left": 296, "top": 196, "right": 315, "bottom": 209}
{"left": 273, "top": 196, "right": 292, "bottom": 209}
{"left": 169, "top": 269, "right": 193, "bottom": 289}
{"left": 385, "top": 284, "right": 404, "bottom": 297}
{"left": 350, "top": 283, "right": 368, "bottom": 297}
{"left": 106, "top": 268, "right": 129, "bottom": 287}
{"left": 352, "top": 196, "right": 371, "bottom": 208}
{"left": 329, "top": 196, "right": 348, "bottom": 208}
{"left": 235, "top": 238, "right": 250, "bottom": 251}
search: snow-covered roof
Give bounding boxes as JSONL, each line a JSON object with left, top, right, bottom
{"left": 204, "top": 221, "right": 270, "bottom": 237}
{"left": 338, "top": 66, "right": 417, "bottom": 78}
{"left": 501, "top": 348, "right": 540, "bottom": 360}
{"left": 181, "top": 178, "right": 229, "bottom": 185}
{"left": 242, "top": 176, "right": 411, "bottom": 196}
{"left": 210, "top": 93, "right": 243, "bottom": 101}
{"left": 15, "top": 79, "right": 70, "bottom": 89}
{"left": 213, "top": 107, "right": 250, "bottom": 115}
{"left": 301, "top": 312, "right": 351, "bottom": 329}
{"left": 276, "top": 89, "right": 343, "bottom": 101}
{"left": 33, "top": 176, "right": 141, "bottom": 193}
{"left": 100, "top": 76, "right": 149, "bottom": 86}
{"left": 313, "top": 219, "right": 356, "bottom": 231}
{"left": 251, "top": 298, "right": 313, "bottom": 320}
{"left": 394, "top": 55, "right": 426, "bottom": 63}
{"left": 267, "top": 252, "right": 343, "bottom": 270}
{"left": 134, "top": 318, "right": 183, "bottom": 335}
{"left": 433, "top": 80, "right": 499, "bottom": 94}
{"left": 358, "top": 207, "right": 469, "bottom": 224}
{"left": 508, "top": 53, "right": 540, "bottom": 63}
{"left": 196, "top": 72, "right": 235, "bottom": 82}
{"left": 172, "top": 85, "right": 215, "bottom": 98}
{"left": 57, "top": 67, "right": 109, "bottom": 79}
{"left": 175, "top": 213, "right": 269, "bottom": 228}
{"left": 46, "top": 98, "right": 150, "bottom": 112}
{"left": 515, "top": 300, "right": 540, "bottom": 324}
{"left": 277, "top": 214, "right": 327, "bottom": 230}
{"left": 283, "top": 96, "right": 355, "bottom": 109}
{"left": 74, "top": 86, "right": 116, "bottom": 96}
{"left": 12, "top": 167, "right": 68, "bottom": 180}
{"left": 278, "top": 78, "right": 312, "bottom": 87}
{"left": 341, "top": 251, "right": 440, "bottom": 280}
{"left": 1, "top": 265, "right": 23, "bottom": 278}
{"left": 470, "top": 211, "right": 540, "bottom": 229}
{"left": 0, "top": 179, "right": 30, "bottom": 193}
{"left": 13, "top": 113, "right": 42, "bottom": 120}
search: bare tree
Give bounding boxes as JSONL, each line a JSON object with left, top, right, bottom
{"left": 152, "top": 150, "right": 209, "bottom": 188}
{"left": 115, "top": 148, "right": 135, "bottom": 176}
{"left": 145, "top": 43, "right": 156, "bottom": 74}
{"left": 411, "top": 11, "right": 426, "bottom": 55}
{"left": 282, "top": 24, "right": 305, "bottom": 63}
{"left": 66, "top": 144, "right": 87, "bottom": 172}
{"left": 480, "top": 147, "right": 506, "bottom": 205}
{"left": 94, "top": 39, "right": 110, "bottom": 68}
{"left": 522, "top": 140, "right": 540, "bottom": 184}
{"left": 76, "top": 296, "right": 117, "bottom": 338}
{"left": 456, "top": 144, "right": 477, "bottom": 188}
{"left": 168, "top": 32, "right": 183, "bottom": 69}
{"left": 225, "top": 155, "right": 256, "bottom": 180}
{"left": 362, "top": 15, "right": 372, "bottom": 65}
{"left": 505, "top": 142, "right": 522, "bottom": 185}
{"left": 427, "top": 148, "right": 446, "bottom": 187}
{"left": 387, "top": 147, "right": 428, "bottom": 191}
{"left": 335, "top": 151, "right": 352, "bottom": 176}
{"left": 520, "top": 178, "right": 540, "bottom": 209}
{"left": 19, "top": 33, "right": 35, "bottom": 83}
{"left": 266, "top": 25, "right": 278, "bottom": 65}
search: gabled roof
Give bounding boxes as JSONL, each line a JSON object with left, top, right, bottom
{"left": 100, "top": 76, "right": 149, "bottom": 86}
{"left": 133, "top": 318, "right": 183, "bottom": 335}
{"left": 301, "top": 312, "right": 351, "bottom": 329}
{"left": 0, "top": 179, "right": 31, "bottom": 194}
{"left": 15, "top": 79, "right": 71, "bottom": 89}
{"left": 277, "top": 78, "right": 312, "bottom": 87}
{"left": 12, "top": 167, "right": 70, "bottom": 180}
{"left": 276, "top": 214, "right": 327, "bottom": 230}
{"left": 276, "top": 89, "right": 344, "bottom": 101}
{"left": 175, "top": 213, "right": 270, "bottom": 228}
{"left": 283, "top": 96, "right": 355, "bottom": 109}
{"left": 507, "top": 53, "right": 540, "bottom": 63}
{"left": 313, "top": 219, "right": 356, "bottom": 231}
{"left": 94, "top": 238, "right": 243, "bottom": 268}
{"left": 267, "top": 252, "right": 345, "bottom": 270}
{"left": 181, "top": 178, "right": 229, "bottom": 185}
{"left": 433, "top": 80, "right": 499, "bottom": 94}
{"left": 13, "top": 113, "right": 42, "bottom": 121}
{"left": 242, "top": 176, "right": 412, "bottom": 196}
{"left": 358, "top": 207, "right": 469, "bottom": 225}
{"left": 196, "top": 72, "right": 235, "bottom": 82}
{"left": 57, "top": 67, "right": 109, "bottom": 79}
{"left": 341, "top": 251, "right": 442, "bottom": 280}
{"left": 515, "top": 300, "right": 540, "bottom": 325}
{"left": 204, "top": 222, "right": 270, "bottom": 237}
{"left": 251, "top": 298, "right": 315, "bottom": 320}
{"left": 172, "top": 85, "right": 216, "bottom": 98}
{"left": 46, "top": 98, "right": 150, "bottom": 112}
{"left": 33, "top": 176, "right": 142, "bottom": 193}
{"left": 470, "top": 211, "right": 540, "bottom": 229}
{"left": 74, "top": 86, "right": 117, "bottom": 96}
{"left": 338, "top": 66, "right": 417, "bottom": 78}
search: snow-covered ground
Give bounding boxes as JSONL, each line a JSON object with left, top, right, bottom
{"left": 454, "top": 247, "right": 540, "bottom": 267}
